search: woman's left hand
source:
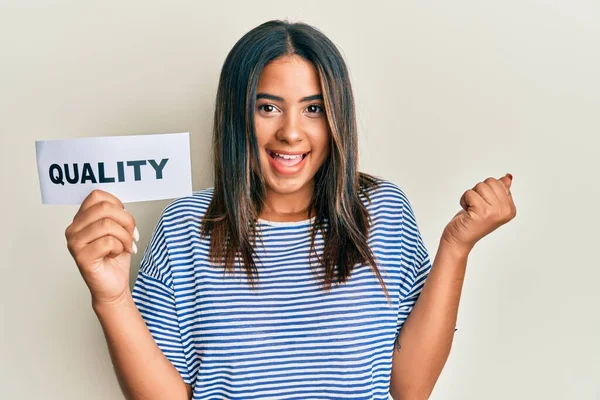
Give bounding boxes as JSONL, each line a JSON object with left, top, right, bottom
{"left": 441, "top": 173, "right": 517, "bottom": 255}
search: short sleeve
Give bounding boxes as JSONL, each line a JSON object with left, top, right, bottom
{"left": 131, "top": 213, "right": 194, "bottom": 385}
{"left": 395, "top": 197, "right": 432, "bottom": 337}
{"left": 395, "top": 194, "right": 458, "bottom": 339}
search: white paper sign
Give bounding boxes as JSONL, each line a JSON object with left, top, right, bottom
{"left": 35, "top": 132, "right": 193, "bottom": 205}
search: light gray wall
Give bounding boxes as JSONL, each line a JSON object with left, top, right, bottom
{"left": 1, "top": 1, "right": 598, "bottom": 399}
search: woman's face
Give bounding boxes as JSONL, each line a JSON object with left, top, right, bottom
{"left": 254, "top": 55, "right": 330, "bottom": 198}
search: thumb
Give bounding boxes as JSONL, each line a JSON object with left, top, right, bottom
{"left": 500, "top": 173, "right": 513, "bottom": 193}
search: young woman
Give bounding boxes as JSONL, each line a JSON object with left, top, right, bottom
{"left": 65, "top": 20, "right": 516, "bottom": 400}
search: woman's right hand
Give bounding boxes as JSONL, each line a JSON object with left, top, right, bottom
{"left": 65, "top": 189, "right": 139, "bottom": 306}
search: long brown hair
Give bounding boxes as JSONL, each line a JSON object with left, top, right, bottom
{"left": 201, "top": 20, "right": 390, "bottom": 303}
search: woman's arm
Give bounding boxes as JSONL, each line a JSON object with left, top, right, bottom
{"left": 390, "top": 174, "right": 515, "bottom": 399}
{"left": 93, "top": 292, "right": 192, "bottom": 400}
{"left": 389, "top": 239, "right": 467, "bottom": 399}
{"left": 64, "top": 189, "right": 193, "bottom": 399}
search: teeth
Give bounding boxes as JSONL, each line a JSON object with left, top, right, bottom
{"left": 274, "top": 152, "right": 302, "bottom": 160}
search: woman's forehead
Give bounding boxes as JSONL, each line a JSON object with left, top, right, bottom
{"left": 257, "top": 56, "right": 322, "bottom": 98}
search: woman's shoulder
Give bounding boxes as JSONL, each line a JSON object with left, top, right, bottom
{"left": 139, "top": 188, "right": 215, "bottom": 279}
{"left": 359, "top": 175, "right": 421, "bottom": 231}
{"left": 158, "top": 186, "right": 215, "bottom": 226}
{"left": 360, "top": 174, "right": 411, "bottom": 207}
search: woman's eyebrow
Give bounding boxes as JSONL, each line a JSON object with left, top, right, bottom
{"left": 256, "top": 93, "right": 283, "bottom": 102}
{"left": 256, "top": 93, "right": 323, "bottom": 102}
{"left": 299, "top": 94, "right": 323, "bottom": 102}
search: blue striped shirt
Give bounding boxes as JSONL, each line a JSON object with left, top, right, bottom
{"left": 132, "top": 179, "right": 433, "bottom": 399}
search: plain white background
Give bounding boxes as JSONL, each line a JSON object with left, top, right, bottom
{"left": 1, "top": 1, "right": 599, "bottom": 399}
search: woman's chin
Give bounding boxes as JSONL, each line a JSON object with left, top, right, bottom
{"left": 264, "top": 175, "right": 313, "bottom": 195}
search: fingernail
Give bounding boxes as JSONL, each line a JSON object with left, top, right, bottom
{"left": 506, "top": 173, "right": 513, "bottom": 180}
{"left": 134, "top": 226, "right": 139, "bottom": 242}
{"left": 132, "top": 241, "right": 138, "bottom": 254}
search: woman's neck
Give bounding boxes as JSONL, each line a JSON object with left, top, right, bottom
{"left": 259, "top": 183, "right": 315, "bottom": 222}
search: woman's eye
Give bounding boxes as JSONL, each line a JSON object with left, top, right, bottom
{"left": 258, "top": 104, "right": 277, "bottom": 113}
{"left": 306, "top": 104, "right": 323, "bottom": 114}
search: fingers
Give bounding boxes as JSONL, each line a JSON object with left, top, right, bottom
{"left": 463, "top": 176, "right": 516, "bottom": 222}
{"left": 471, "top": 181, "right": 499, "bottom": 206}
{"left": 75, "top": 236, "right": 126, "bottom": 272}
{"left": 462, "top": 189, "right": 487, "bottom": 214}
{"left": 74, "top": 189, "right": 124, "bottom": 220}
{"left": 460, "top": 192, "right": 468, "bottom": 211}
{"left": 68, "top": 217, "right": 135, "bottom": 257}
{"left": 65, "top": 190, "right": 138, "bottom": 268}
{"left": 472, "top": 175, "right": 514, "bottom": 207}
{"left": 499, "top": 174, "right": 513, "bottom": 194}
{"left": 484, "top": 177, "right": 511, "bottom": 201}
{"left": 484, "top": 177, "right": 516, "bottom": 218}
{"left": 68, "top": 200, "right": 136, "bottom": 240}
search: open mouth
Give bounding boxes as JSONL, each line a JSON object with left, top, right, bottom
{"left": 266, "top": 149, "right": 310, "bottom": 167}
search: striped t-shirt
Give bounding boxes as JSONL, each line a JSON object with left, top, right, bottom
{"left": 132, "top": 179, "right": 433, "bottom": 400}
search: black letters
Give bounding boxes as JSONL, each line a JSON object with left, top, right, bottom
{"left": 98, "top": 162, "right": 115, "bottom": 183}
{"left": 81, "top": 163, "right": 97, "bottom": 184}
{"left": 49, "top": 164, "right": 64, "bottom": 185}
{"left": 117, "top": 161, "right": 125, "bottom": 182}
{"left": 64, "top": 163, "right": 79, "bottom": 184}
{"left": 126, "top": 160, "right": 147, "bottom": 181}
{"left": 148, "top": 158, "right": 169, "bottom": 179}
{"left": 49, "top": 160, "right": 169, "bottom": 185}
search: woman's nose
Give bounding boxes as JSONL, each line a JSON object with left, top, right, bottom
{"left": 276, "top": 113, "right": 303, "bottom": 144}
